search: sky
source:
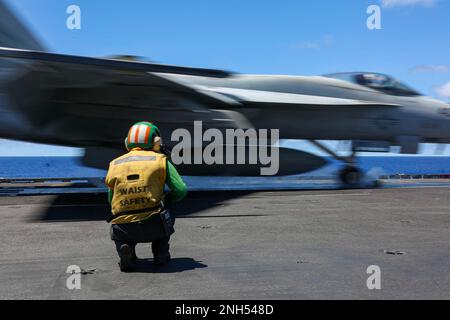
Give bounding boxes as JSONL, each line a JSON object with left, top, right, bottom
{"left": 1, "top": 0, "right": 450, "bottom": 156}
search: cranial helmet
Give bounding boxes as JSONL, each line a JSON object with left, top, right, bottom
{"left": 124, "top": 121, "right": 162, "bottom": 151}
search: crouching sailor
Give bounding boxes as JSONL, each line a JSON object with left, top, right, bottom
{"left": 105, "top": 121, "right": 187, "bottom": 272}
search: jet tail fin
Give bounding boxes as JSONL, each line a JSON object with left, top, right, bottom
{"left": 0, "top": 0, "right": 45, "bottom": 51}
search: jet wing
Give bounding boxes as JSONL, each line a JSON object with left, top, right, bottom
{"left": 1, "top": 46, "right": 396, "bottom": 152}
{"left": 196, "top": 86, "right": 400, "bottom": 107}
{"left": 0, "top": 47, "right": 249, "bottom": 148}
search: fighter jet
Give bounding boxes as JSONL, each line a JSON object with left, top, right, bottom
{"left": 1, "top": 0, "right": 449, "bottom": 185}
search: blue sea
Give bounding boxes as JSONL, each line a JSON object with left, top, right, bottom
{"left": 0, "top": 156, "right": 449, "bottom": 179}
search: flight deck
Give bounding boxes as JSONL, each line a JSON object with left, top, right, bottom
{"left": 0, "top": 182, "right": 449, "bottom": 299}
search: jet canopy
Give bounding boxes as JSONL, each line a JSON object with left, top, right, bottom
{"left": 324, "top": 72, "right": 421, "bottom": 97}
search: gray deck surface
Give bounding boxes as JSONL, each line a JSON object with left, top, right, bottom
{"left": 0, "top": 185, "right": 449, "bottom": 299}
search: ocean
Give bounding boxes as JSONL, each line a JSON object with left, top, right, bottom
{"left": 0, "top": 156, "right": 449, "bottom": 179}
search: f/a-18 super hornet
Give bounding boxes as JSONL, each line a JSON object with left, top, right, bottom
{"left": 0, "top": 0, "right": 449, "bottom": 186}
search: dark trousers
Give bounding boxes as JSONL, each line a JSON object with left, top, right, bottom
{"left": 113, "top": 236, "right": 170, "bottom": 257}
{"left": 110, "top": 212, "right": 174, "bottom": 258}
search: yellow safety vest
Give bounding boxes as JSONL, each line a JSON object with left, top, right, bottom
{"left": 105, "top": 149, "right": 167, "bottom": 224}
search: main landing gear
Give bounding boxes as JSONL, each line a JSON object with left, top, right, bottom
{"left": 309, "top": 140, "right": 364, "bottom": 188}
{"left": 339, "top": 166, "right": 363, "bottom": 186}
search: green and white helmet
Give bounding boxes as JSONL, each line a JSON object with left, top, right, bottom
{"left": 124, "top": 121, "right": 161, "bottom": 151}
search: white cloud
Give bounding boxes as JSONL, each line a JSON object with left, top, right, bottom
{"left": 296, "top": 42, "right": 321, "bottom": 49}
{"left": 294, "top": 35, "right": 333, "bottom": 50}
{"left": 411, "top": 65, "right": 450, "bottom": 73}
{"left": 381, "top": 0, "right": 438, "bottom": 8}
{"left": 434, "top": 81, "right": 450, "bottom": 98}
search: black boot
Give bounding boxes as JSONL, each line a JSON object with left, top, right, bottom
{"left": 154, "top": 251, "right": 171, "bottom": 266}
{"left": 152, "top": 237, "right": 171, "bottom": 266}
{"left": 118, "top": 244, "right": 136, "bottom": 272}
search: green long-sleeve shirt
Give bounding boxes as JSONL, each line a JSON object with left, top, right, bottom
{"left": 108, "top": 159, "right": 187, "bottom": 205}
{"left": 165, "top": 159, "right": 187, "bottom": 203}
